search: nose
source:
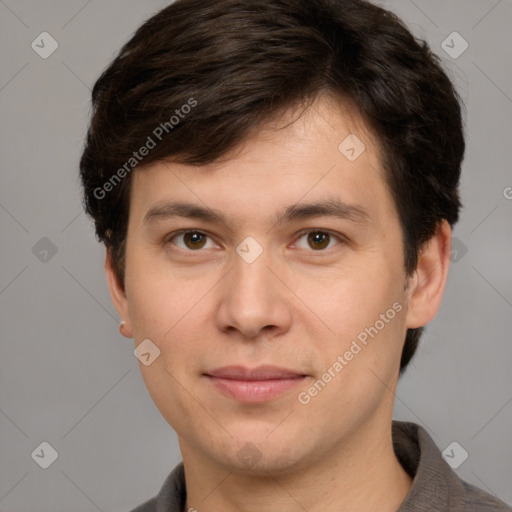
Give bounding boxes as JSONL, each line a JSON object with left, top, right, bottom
{"left": 214, "top": 245, "right": 292, "bottom": 340}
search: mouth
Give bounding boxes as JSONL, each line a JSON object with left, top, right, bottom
{"left": 204, "top": 365, "right": 307, "bottom": 403}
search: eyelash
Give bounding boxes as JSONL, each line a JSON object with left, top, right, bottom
{"left": 165, "top": 229, "right": 346, "bottom": 254}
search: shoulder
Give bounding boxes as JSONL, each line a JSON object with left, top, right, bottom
{"left": 127, "top": 462, "right": 186, "bottom": 512}
{"left": 460, "top": 480, "right": 512, "bottom": 511}
{"left": 128, "top": 496, "right": 158, "bottom": 512}
{"left": 392, "top": 421, "right": 512, "bottom": 512}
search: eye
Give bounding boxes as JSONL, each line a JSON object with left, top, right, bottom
{"left": 166, "top": 229, "right": 344, "bottom": 253}
{"left": 293, "top": 230, "right": 343, "bottom": 251}
{"left": 167, "top": 230, "right": 217, "bottom": 251}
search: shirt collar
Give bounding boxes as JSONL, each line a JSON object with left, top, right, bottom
{"left": 151, "top": 420, "right": 499, "bottom": 512}
{"left": 393, "top": 420, "right": 466, "bottom": 511}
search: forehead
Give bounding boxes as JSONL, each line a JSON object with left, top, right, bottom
{"left": 129, "top": 95, "right": 396, "bottom": 231}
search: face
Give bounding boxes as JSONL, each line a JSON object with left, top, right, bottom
{"left": 106, "top": 95, "right": 445, "bottom": 475}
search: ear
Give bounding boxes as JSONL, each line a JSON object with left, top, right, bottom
{"left": 405, "top": 220, "right": 452, "bottom": 329}
{"left": 104, "top": 247, "right": 133, "bottom": 338}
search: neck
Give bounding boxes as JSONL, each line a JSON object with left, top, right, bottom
{"left": 181, "top": 418, "right": 412, "bottom": 512}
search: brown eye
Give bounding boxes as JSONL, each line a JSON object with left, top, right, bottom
{"left": 294, "top": 230, "right": 342, "bottom": 252}
{"left": 169, "top": 231, "right": 213, "bottom": 251}
{"left": 307, "top": 231, "right": 331, "bottom": 250}
{"left": 183, "top": 232, "right": 207, "bottom": 249}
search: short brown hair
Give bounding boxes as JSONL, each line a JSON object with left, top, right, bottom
{"left": 79, "top": 0, "right": 465, "bottom": 373}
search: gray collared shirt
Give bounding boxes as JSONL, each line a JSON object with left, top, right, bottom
{"left": 130, "top": 421, "right": 511, "bottom": 511}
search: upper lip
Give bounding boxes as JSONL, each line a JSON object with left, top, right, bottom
{"left": 206, "top": 365, "right": 305, "bottom": 380}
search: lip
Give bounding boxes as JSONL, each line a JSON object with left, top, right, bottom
{"left": 205, "top": 365, "right": 307, "bottom": 403}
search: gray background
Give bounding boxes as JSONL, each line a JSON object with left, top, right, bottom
{"left": 0, "top": 0, "right": 511, "bottom": 510}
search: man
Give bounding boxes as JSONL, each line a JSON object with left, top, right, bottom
{"left": 79, "top": 0, "right": 511, "bottom": 510}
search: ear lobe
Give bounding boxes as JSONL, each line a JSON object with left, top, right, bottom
{"left": 104, "top": 247, "right": 133, "bottom": 338}
{"left": 405, "top": 220, "right": 452, "bottom": 329}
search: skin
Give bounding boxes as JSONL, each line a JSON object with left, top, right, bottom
{"left": 106, "top": 95, "right": 452, "bottom": 512}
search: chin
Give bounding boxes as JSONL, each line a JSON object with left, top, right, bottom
{"left": 207, "top": 427, "right": 316, "bottom": 476}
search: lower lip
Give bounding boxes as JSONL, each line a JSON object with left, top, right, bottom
{"left": 207, "top": 376, "right": 306, "bottom": 403}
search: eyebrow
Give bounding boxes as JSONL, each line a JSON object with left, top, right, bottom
{"left": 143, "top": 198, "right": 371, "bottom": 228}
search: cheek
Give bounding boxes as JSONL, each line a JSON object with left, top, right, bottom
{"left": 292, "top": 260, "right": 407, "bottom": 392}
{"left": 292, "top": 262, "right": 400, "bottom": 335}
{"left": 125, "top": 255, "right": 204, "bottom": 341}
{"left": 128, "top": 282, "right": 208, "bottom": 431}
{"left": 125, "top": 264, "right": 217, "bottom": 396}
{"left": 294, "top": 290, "right": 406, "bottom": 438}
